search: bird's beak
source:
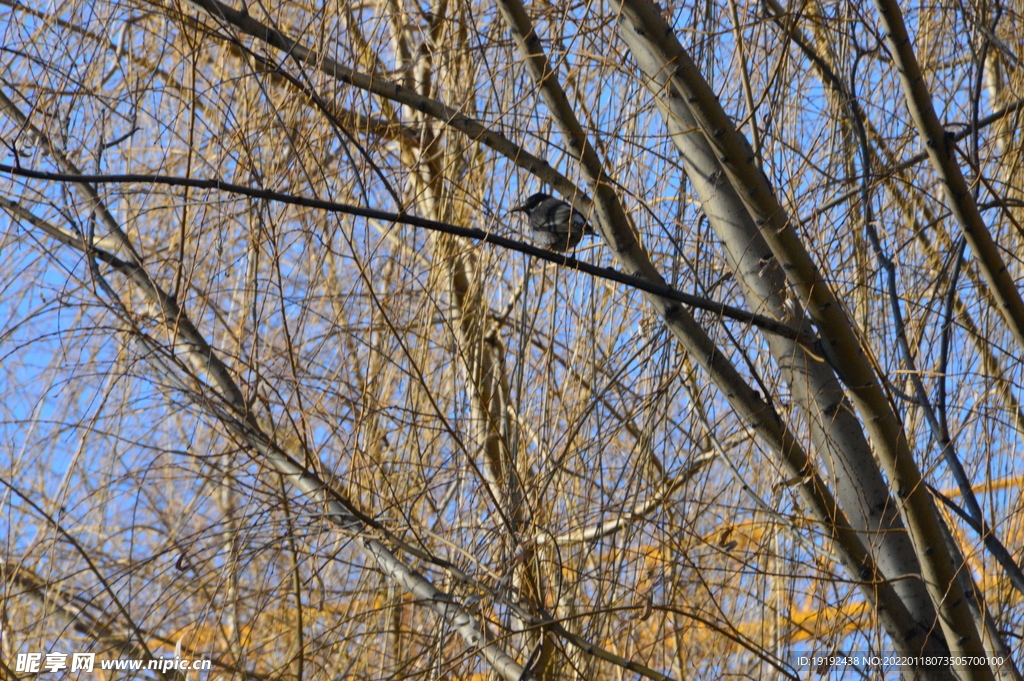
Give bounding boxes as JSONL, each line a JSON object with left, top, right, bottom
{"left": 509, "top": 203, "right": 526, "bottom": 213}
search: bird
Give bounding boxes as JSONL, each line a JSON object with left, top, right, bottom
{"left": 510, "top": 192, "right": 593, "bottom": 251}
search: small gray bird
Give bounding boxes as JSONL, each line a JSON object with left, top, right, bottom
{"left": 510, "top": 192, "right": 593, "bottom": 251}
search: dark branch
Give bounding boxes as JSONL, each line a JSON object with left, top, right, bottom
{"left": 0, "top": 163, "right": 815, "bottom": 346}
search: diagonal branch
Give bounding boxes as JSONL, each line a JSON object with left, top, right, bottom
{"left": 0, "top": 195, "right": 539, "bottom": 681}
{"left": 173, "top": 0, "right": 587, "bottom": 209}
{"left": 870, "top": 0, "right": 1024, "bottom": 355}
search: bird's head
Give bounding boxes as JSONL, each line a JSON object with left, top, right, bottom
{"left": 510, "top": 192, "right": 552, "bottom": 214}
